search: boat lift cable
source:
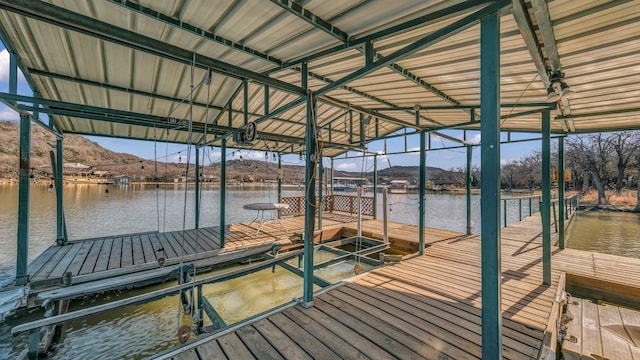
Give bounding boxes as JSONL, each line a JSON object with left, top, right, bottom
{"left": 176, "top": 53, "right": 198, "bottom": 339}
{"left": 154, "top": 125, "right": 160, "bottom": 233}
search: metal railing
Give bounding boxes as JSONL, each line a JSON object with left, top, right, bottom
{"left": 501, "top": 193, "right": 579, "bottom": 228}
{"left": 280, "top": 194, "right": 375, "bottom": 217}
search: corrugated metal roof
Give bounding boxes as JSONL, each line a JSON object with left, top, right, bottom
{"left": 0, "top": 0, "right": 639, "bottom": 156}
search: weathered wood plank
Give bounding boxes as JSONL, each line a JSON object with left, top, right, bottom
{"left": 120, "top": 236, "right": 134, "bottom": 268}
{"left": 216, "top": 332, "right": 256, "bottom": 359}
{"left": 172, "top": 348, "right": 199, "bottom": 360}
{"left": 235, "top": 325, "right": 285, "bottom": 360}
{"left": 195, "top": 339, "right": 227, "bottom": 360}
{"left": 283, "top": 307, "right": 370, "bottom": 360}
{"left": 93, "top": 237, "right": 114, "bottom": 273}
{"left": 139, "top": 234, "right": 157, "bottom": 263}
{"left": 28, "top": 246, "right": 60, "bottom": 277}
{"left": 599, "top": 303, "right": 633, "bottom": 360}
{"left": 131, "top": 235, "right": 145, "bottom": 266}
{"left": 65, "top": 240, "right": 95, "bottom": 276}
{"left": 267, "top": 312, "right": 341, "bottom": 360}
{"left": 107, "top": 237, "right": 123, "bottom": 270}
{"left": 582, "top": 299, "right": 604, "bottom": 359}
{"left": 561, "top": 296, "right": 583, "bottom": 360}
{"left": 79, "top": 239, "right": 104, "bottom": 275}
{"left": 313, "top": 297, "right": 423, "bottom": 359}
{"left": 289, "top": 305, "right": 393, "bottom": 360}
{"left": 252, "top": 318, "right": 313, "bottom": 360}
{"left": 47, "top": 242, "right": 84, "bottom": 279}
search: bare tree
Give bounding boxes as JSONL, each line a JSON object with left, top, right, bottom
{"left": 566, "top": 135, "right": 609, "bottom": 205}
{"left": 606, "top": 132, "right": 638, "bottom": 192}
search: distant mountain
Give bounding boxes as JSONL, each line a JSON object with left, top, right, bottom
{"left": 0, "top": 120, "right": 455, "bottom": 184}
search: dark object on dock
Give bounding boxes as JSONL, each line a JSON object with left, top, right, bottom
{"left": 62, "top": 271, "right": 72, "bottom": 286}
{"left": 177, "top": 325, "right": 191, "bottom": 343}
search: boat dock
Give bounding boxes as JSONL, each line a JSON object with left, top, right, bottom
{"left": 24, "top": 214, "right": 358, "bottom": 296}
{"left": 158, "top": 214, "right": 640, "bottom": 360}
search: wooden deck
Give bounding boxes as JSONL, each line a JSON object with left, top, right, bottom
{"left": 163, "top": 214, "right": 640, "bottom": 360}
{"left": 26, "top": 214, "right": 355, "bottom": 290}
{"left": 563, "top": 295, "right": 640, "bottom": 360}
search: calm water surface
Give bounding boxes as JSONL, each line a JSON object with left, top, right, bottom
{"left": 565, "top": 210, "right": 640, "bottom": 258}
{"left": 0, "top": 183, "right": 557, "bottom": 359}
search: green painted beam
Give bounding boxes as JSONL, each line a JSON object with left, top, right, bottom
{"left": 9, "top": 50, "right": 17, "bottom": 94}
{"left": 541, "top": 110, "right": 552, "bottom": 285}
{"left": 558, "top": 136, "right": 565, "bottom": 248}
{"left": 55, "top": 139, "right": 67, "bottom": 245}
{"left": 270, "top": 0, "right": 348, "bottom": 42}
{"left": 219, "top": 139, "right": 227, "bottom": 248}
{"left": 0, "top": 0, "right": 304, "bottom": 95}
{"left": 418, "top": 129, "right": 426, "bottom": 255}
{"left": 16, "top": 112, "right": 30, "bottom": 285}
{"left": 317, "top": 157, "right": 323, "bottom": 229}
{"left": 277, "top": 154, "right": 282, "bottom": 214}
{"left": 302, "top": 62, "right": 316, "bottom": 306}
{"left": 466, "top": 145, "right": 473, "bottom": 235}
{"left": 107, "top": 0, "right": 284, "bottom": 67}
{"left": 312, "top": 0, "right": 510, "bottom": 98}
{"left": 268, "top": 0, "right": 497, "bottom": 72}
{"left": 373, "top": 154, "right": 378, "bottom": 220}
{"left": 195, "top": 147, "right": 200, "bottom": 229}
{"left": 480, "top": 10, "right": 502, "bottom": 359}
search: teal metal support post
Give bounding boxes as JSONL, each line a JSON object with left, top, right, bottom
{"left": 195, "top": 147, "right": 200, "bottom": 229}
{"left": 55, "top": 139, "right": 67, "bottom": 245}
{"left": 219, "top": 139, "right": 226, "bottom": 248}
{"left": 558, "top": 137, "right": 565, "bottom": 249}
{"left": 317, "top": 158, "right": 323, "bottom": 229}
{"left": 302, "top": 62, "right": 317, "bottom": 306}
{"left": 277, "top": 154, "right": 282, "bottom": 207}
{"left": 330, "top": 158, "right": 334, "bottom": 193}
{"left": 16, "top": 112, "right": 31, "bottom": 285}
{"left": 466, "top": 145, "right": 472, "bottom": 234}
{"left": 480, "top": 11, "right": 502, "bottom": 359}
{"left": 541, "top": 111, "right": 552, "bottom": 285}
{"left": 9, "top": 51, "right": 17, "bottom": 94}
{"left": 373, "top": 154, "right": 378, "bottom": 219}
{"left": 418, "top": 129, "right": 426, "bottom": 255}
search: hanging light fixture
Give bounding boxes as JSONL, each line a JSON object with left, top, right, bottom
{"left": 546, "top": 72, "right": 575, "bottom": 102}
{"left": 546, "top": 85, "right": 561, "bottom": 102}
{"left": 559, "top": 81, "right": 575, "bottom": 99}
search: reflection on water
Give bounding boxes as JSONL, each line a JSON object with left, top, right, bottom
{"left": 203, "top": 266, "right": 320, "bottom": 326}
{"left": 566, "top": 210, "right": 640, "bottom": 258}
{"left": 1, "top": 250, "right": 373, "bottom": 359}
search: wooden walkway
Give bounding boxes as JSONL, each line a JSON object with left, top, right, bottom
{"left": 27, "top": 214, "right": 354, "bottom": 290}
{"left": 164, "top": 213, "right": 640, "bottom": 360}
{"left": 163, "top": 215, "right": 564, "bottom": 360}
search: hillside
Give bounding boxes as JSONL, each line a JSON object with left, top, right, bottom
{"left": 0, "top": 120, "right": 454, "bottom": 184}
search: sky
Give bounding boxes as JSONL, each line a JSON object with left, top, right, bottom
{"left": 0, "top": 43, "right": 542, "bottom": 173}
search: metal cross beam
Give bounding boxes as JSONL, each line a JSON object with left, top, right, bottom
{"left": 529, "top": 0, "right": 573, "bottom": 118}
{"left": 106, "top": 0, "right": 285, "bottom": 67}
{"left": 0, "top": 0, "right": 304, "bottom": 95}
{"left": 313, "top": 0, "right": 511, "bottom": 98}
{"left": 271, "top": 0, "right": 467, "bottom": 108}
{"left": 270, "top": 0, "right": 499, "bottom": 71}
{"left": 511, "top": 0, "right": 551, "bottom": 87}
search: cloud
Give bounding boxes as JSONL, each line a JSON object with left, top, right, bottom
{"left": 0, "top": 49, "right": 27, "bottom": 84}
{"left": 0, "top": 105, "right": 19, "bottom": 121}
{"left": 335, "top": 163, "right": 357, "bottom": 170}
{"left": 468, "top": 134, "right": 481, "bottom": 144}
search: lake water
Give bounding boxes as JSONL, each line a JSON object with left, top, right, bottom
{"left": 565, "top": 210, "right": 640, "bottom": 259}
{"left": 0, "top": 183, "right": 482, "bottom": 359}
{"left": 0, "top": 183, "right": 558, "bottom": 359}
{"left": 0, "top": 183, "right": 494, "bottom": 283}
